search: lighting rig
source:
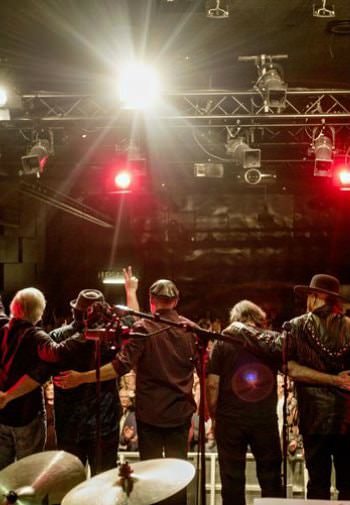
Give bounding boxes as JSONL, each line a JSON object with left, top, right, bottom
{"left": 239, "top": 54, "right": 288, "bottom": 112}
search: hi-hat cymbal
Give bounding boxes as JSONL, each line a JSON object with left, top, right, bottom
{"left": 0, "top": 451, "right": 86, "bottom": 505}
{"left": 62, "top": 458, "right": 195, "bottom": 505}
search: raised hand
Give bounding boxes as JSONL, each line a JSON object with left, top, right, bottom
{"left": 123, "top": 266, "right": 138, "bottom": 292}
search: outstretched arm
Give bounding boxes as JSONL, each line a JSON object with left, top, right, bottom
{"left": 223, "top": 322, "right": 350, "bottom": 390}
{"left": 288, "top": 361, "right": 350, "bottom": 389}
{"left": 53, "top": 362, "right": 118, "bottom": 389}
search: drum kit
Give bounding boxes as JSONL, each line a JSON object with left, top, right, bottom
{"left": 0, "top": 451, "right": 195, "bottom": 505}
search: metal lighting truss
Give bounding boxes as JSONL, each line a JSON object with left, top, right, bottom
{"left": 12, "top": 88, "right": 350, "bottom": 125}
{"left": 2, "top": 89, "right": 347, "bottom": 145}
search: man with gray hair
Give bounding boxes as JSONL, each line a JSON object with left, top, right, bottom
{"left": 0, "top": 287, "right": 52, "bottom": 469}
{"left": 207, "top": 300, "right": 283, "bottom": 505}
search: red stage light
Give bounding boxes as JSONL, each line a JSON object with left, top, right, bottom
{"left": 338, "top": 168, "right": 350, "bottom": 186}
{"left": 114, "top": 170, "right": 132, "bottom": 190}
{"left": 333, "top": 164, "right": 350, "bottom": 191}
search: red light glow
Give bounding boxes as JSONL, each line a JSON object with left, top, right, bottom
{"left": 338, "top": 168, "right": 350, "bottom": 186}
{"left": 114, "top": 170, "right": 132, "bottom": 189}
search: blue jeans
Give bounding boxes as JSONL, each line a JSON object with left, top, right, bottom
{"left": 0, "top": 413, "right": 46, "bottom": 470}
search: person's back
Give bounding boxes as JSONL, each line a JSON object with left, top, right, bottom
{"left": 289, "top": 274, "right": 350, "bottom": 500}
{"left": 289, "top": 303, "right": 350, "bottom": 435}
{"left": 0, "top": 318, "right": 48, "bottom": 428}
{"left": 0, "top": 288, "right": 50, "bottom": 470}
{"left": 51, "top": 321, "right": 119, "bottom": 446}
{"left": 49, "top": 290, "right": 120, "bottom": 475}
{"left": 207, "top": 300, "right": 282, "bottom": 505}
{"left": 131, "top": 309, "right": 197, "bottom": 427}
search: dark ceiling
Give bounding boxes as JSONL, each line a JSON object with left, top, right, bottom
{"left": 1, "top": 0, "right": 350, "bottom": 314}
{"left": 1, "top": 0, "right": 350, "bottom": 91}
{"left": 0, "top": 1, "right": 350, "bottom": 209}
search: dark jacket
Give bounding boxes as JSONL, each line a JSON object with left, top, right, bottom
{"left": 227, "top": 307, "right": 350, "bottom": 435}
{"left": 112, "top": 309, "right": 197, "bottom": 427}
{"left": 0, "top": 318, "right": 52, "bottom": 426}
{"left": 50, "top": 322, "right": 120, "bottom": 443}
{"left": 288, "top": 308, "right": 350, "bottom": 435}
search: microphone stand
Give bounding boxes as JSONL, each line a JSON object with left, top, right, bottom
{"left": 281, "top": 321, "right": 292, "bottom": 497}
{"left": 84, "top": 318, "right": 176, "bottom": 476}
{"left": 115, "top": 305, "right": 231, "bottom": 505}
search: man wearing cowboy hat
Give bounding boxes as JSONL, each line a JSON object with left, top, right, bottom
{"left": 287, "top": 274, "right": 350, "bottom": 500}
{"left": 48, "top": 267, "right": 139, "bottom": 474}
{"left": 0, "top": 267, "right": 140, "bottom": 475}
{"left": 48, "top": 288, "right": 120, "bottom": 475}
{"left": 54, "top": 278, "right": 197, "bottom": 505}
{"left": 224, "top": 274, "right": 350, "bottom": 500}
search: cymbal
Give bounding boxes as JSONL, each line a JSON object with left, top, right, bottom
{"left": 0, "top": 450, "right": 86, "bottom": 505}
{"left": 62, "top": 458, "right": 195, "bottom": 505}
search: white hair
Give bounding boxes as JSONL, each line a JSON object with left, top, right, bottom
{"left": 10, "top": 287, "right": 46, "bottom": 324}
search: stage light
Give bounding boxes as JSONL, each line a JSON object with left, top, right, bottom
{"left": 104, "top": 156, "right": 148, "bottom": 195}
{"left": 333, "top": 164, "right": 350, "bottom": 191}
{"left": 194, "top": 162, "right": 224, "bottom": 178}
{"left": 259, "top": 68, "right": 287, "bottom": 111}
{"left": 0, "top": 84, "right": 22, "bottom": 120}
{"left": 239, "top": 54, "right": 288, "bottom": 111}
{"left": 236, "top": 168, "right": 277, "bottom": 186}
{"left": 339, "top": 169, "right": 350, "bottom": 185}
{"left": 313, "top": 0, "right": 335, "bottom": 17}
{"left": 20, "top": 139, "right": 51, "bottom": 177}
{"left": 118, "top": 63, "right": 160, "bottom": 109}
{"left": 226, "top": 138, "right": 261, "bottom": 169}
{"left": 99, "top": 271, "right": 125, "bottom": 285}
{"left": 312, "top": 131, "right": 334, "bottom": 177}
{"left": 206, "top": 0, "right": 230, "bottom": 18}
{"left": 114, "top": 170, "right": 132, "bottom": 190}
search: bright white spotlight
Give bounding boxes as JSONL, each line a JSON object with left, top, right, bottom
{"left": 118, "top": 63, "right": 160, "bottom": 109}
{"left": 0, "top": 86, "right": 8, "bottom": 107}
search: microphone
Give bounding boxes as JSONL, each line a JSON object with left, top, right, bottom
{"left": 115, "top": 304, "right": 132, "bottom": 315}
{"left": 282, "top": 321, "right": 292, "bottom": 332}
{"left": 114, "top": 305, "right": 157, "bottom": 320}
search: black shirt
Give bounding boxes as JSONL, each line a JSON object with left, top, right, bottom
{"left": 0, "top": 318, "right": 51, "bottom": 427}
{"left": 50, "top": 322, "right": 120, "bottom": 443}
{"left": 207, "top": 330, "right": 278, "bottom": 421}
{"left": 112, "top": 309, "right": 197, "bottom": 427}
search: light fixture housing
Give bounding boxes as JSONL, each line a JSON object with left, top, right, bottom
{"left": 313, "top": 0, "right": 335, "bottom": 17}
{"left": 21, "top": 140, "right": 50, "bottom": 177}
{"left": 226, "top": 138, "right": 261, "bottom": 169}
{"left": 206, "top": 0, "right": 230, "bottom": 18}
{"left": 194, "top": 162, "right": 224, "bottom": 178}
{"left": 313, "top": 132, "right": 334, "bottom": 177}
{"left": 259, "top": 68, "right": 287, "bottom": 110}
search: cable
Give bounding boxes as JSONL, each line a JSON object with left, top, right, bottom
{"left": 191, "top": 129, "right": 233, "bottom": 162}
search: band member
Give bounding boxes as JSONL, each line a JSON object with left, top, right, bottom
{"left": 223, "top": 275, "right": 350, "bottom": 500}
{"left": 0, "top": 288, "right": 51, "bottom": 469}
{"left": 207, "top": 300, "right": 283, "bottom": 505}
{"left": 54, "top": 279, "right": 197, "bottom": 505}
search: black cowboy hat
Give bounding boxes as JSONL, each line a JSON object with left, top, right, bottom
{"left": 70, "top": 289, "right": 105, "bottom": 312}
{"left": 294, "top": 274, "right": 349, "bottom": 302}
